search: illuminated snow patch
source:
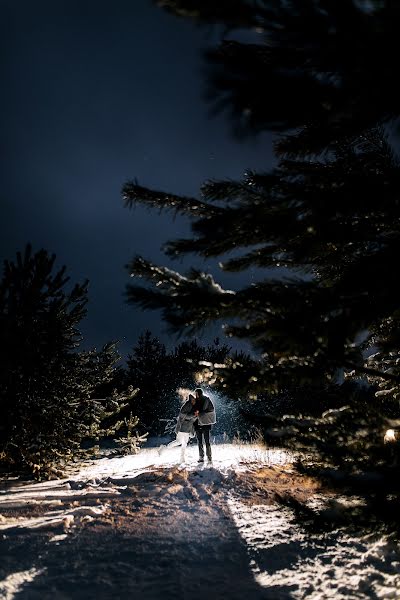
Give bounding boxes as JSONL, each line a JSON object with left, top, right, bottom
{"left": 76, "top": 443, "right": 291, "bottom": 480}
{"left": 0, "top": 568, "right": 44, "bottom": 599}
{"left": 227, "top": 498, "right": 400, "bottom": 599}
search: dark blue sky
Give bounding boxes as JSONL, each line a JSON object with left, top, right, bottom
{"left": 1, "top": 0, "right": 274, "bottom": 358}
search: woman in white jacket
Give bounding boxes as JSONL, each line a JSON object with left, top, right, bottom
{"left": 158, "top": 394, "right": 197, "bottom": 464}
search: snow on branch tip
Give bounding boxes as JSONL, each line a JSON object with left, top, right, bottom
{"left": 128, "top": 256, "right": 235, "bottom": 296}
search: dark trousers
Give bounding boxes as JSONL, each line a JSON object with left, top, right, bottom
{"left": 195, "top": 425, "right": 212, "bottom": 460}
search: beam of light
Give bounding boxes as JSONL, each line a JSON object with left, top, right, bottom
{"left": 176, "top": 387, "right": 194, "bottom": 402}
{"left": 384, "top": 429, "right": 397, "bottom": 443}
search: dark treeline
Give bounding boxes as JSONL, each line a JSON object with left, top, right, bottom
{"left": 0, "top": 245, "right": 249, "bottom": 479}
{"left": 95, "top": 329, "right": 232, "bottom": 435}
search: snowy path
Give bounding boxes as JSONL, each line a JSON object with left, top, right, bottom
{"left": 0, "top": 444, "right": 399, "bottom": 599}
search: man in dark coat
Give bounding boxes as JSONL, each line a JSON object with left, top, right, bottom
{"left": 193, "top": 388, "right": 216, "bottom": 463}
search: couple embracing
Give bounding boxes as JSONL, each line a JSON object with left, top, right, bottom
{"left": 158, "top": 388, "right": 216, "bottom": 465}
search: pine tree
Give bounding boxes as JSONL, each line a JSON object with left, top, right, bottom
{"left": 155, "top": 0, "right": 400, "bottom": 153}
{"left": 121, "top": 1, "right": 400, "bottom": 491}
{"left": 124, "top": 128, "right": 400, "bottom": 395}
{"left": 0, "top": 245, "right": 141, "bottom": 478}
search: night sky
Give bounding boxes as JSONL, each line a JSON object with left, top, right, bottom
{"left": 1, "top": 0, "right": 273, "bottom": 359}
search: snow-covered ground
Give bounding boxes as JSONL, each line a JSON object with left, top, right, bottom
{"left": 0, "top": 442, "right": 399, "bottom": 599}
